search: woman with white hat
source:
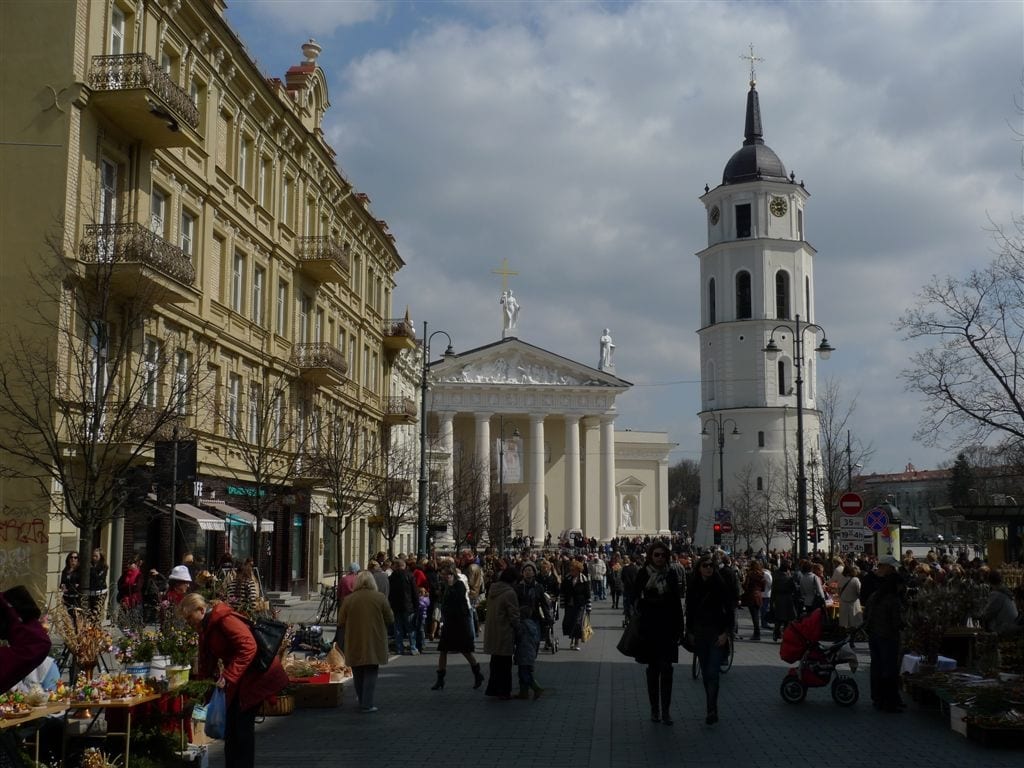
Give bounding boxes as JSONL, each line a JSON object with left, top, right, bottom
{"left": 165, "top": 564, "right": 193, "bottom": 606}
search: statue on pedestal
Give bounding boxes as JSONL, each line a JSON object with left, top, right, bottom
{"left": 500, "top": 290, "right": 520, "bottom": 336}
{"left": 599, "top": 328, "right": 615, "bottom": 372}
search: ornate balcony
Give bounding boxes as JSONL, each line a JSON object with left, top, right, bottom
{"left": 80, "top": 223, "right": 197, "bottom": 304}
{"left": 88, "top": 54, "right": 201, "bottom": 149}
{"left": 383, "top": 396, "right": 418, "bottom": 425}
{"left": 290, "top": 342, "right": 348, "bottom": 387}
{"left": 296, "top": 237, "right": 349, "bottom": 283}
{"left": 385, "top": 477, "right": 413, "bottom": 498}
{"left": 382, "top": 317, "right": 417, "bottom": 353}
{"left": 294, "top": 452, "right": 329, "bottom": 487}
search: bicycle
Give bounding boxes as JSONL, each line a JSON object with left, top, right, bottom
{"left": 691, "top": 634, "right": 734, "bottom": 680}
{"left": 314, "top": 583, "right": 338, "bottom": 625}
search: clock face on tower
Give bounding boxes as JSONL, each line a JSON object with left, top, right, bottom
{"left": 709, "top": 206, "right": 720, "bottom": 225}
{"left": 769, "top": 196, "right": 788, "bottom": 217}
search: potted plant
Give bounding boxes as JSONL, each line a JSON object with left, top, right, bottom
{"left": 114, "top": 629, "right": 158, "bottom": 676}
{"left": 158, "top": 613, "right": 199, "bottom": 689}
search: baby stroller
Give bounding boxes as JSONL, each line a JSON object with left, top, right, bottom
{"left": 542, "top": 592, "right": 559, "bottom": 653}
{"left": 779, "top": 608, "right": 859, "bottom": 706}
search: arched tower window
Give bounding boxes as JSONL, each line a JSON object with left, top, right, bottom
{"left": 805, "top": 276, "right": 811, "bottom": 322}
{"left": 705, "top": 360, "right": 717, "bottom": 402}
{"left": 708, "top": 278, "right": 717, "bottom": 325}
{"left": 735, "top": 271, "right": 751, "bottom": 320}
{"left": 777, "top": 359, "right": 788, "bottom": 396}
{"left": 775, "top": 270, "right": 791, "bottom": 319}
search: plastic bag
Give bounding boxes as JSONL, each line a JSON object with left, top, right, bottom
{"left": 204, "top": 686, "right": 226, "bottom": 740}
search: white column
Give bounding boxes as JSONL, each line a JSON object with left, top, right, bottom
{"left": 600, "top": 415, "right": 616, "bottom": 542}
{"left": 564, "top": 415, "right": 581, "bottom": 532}
{"left": 657, "top": 458, "right": 670, "bottom": 534}
{"left": 439, "top": 411, "right": 456, "bottom": 494}
{"left": 474, "top": 412, "right": 492, "bottom": 503}
{"left": 528, "top": 413, "right": 546, "bottom": 542}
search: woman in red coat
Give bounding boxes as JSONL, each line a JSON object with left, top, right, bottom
{"left": 179, "top": 593, "right": 288, "bottom": 767}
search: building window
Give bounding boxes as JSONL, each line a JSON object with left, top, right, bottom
{"left": 271, "top": 389, "right": 283, "bottom": 444}
{"left": 735, "top": 203, "right": 751, "bottom": 238}
{"left": 797, "top": 209, "right": 804, "bottom": 240}
{"left": 151, "top": 189, "right": 166, "bottom": 236}
{"left": 298, "top": 294, "right": 312, "bottom": 343}
{"left": 238, "top": 137, "right": 249, "bottom": 189}
{"left": 110, "top": 6, "right": 125, "bottom": 55}
{"left": 314, "top": 308, "right": 324, "bottom": 343}
{"left": 248, "top": 382, "right": 262, "bottom": 444}
{"left": 708, "top": 278, "right": 716, "bottom": 325}
{"left": 805, "top": 276, "right": 811, "bottom": 322}
{"left": 282, "top": 176, "right": 292, "bottom": 227}
{"left": 775, "top": 270, "right": 791, "bottom": 319}
{"left": 180, "top": 211, "right": 195, "bottom": 257}
{"left": 735, "top": 270, "right": 752, "bottom": 319}
{"left": 227, "top": 373, "right": 241, "bottom": 435}
{"left": 231, "top": 252, "right": 245, "bottom": 313}
{"left": 758, "top": 430, "right": 765, "bottom": 448}
{"left": 173, "top": 350, "right": 190, "bottom": 415}
{"left": 778, "top": 360, "right": 787, "bottom": 396}
{"left": 276, "top": 280, "right": 288, "bottom": 336}
{"left": 756, "top": 476, "right": 763, "bottom": 491}
{"left": 89, "top": 320, "right": 109, "bottom": 402}
{"left": 142, "top": 337, "right": 159, "bottom": 407}
{"left": 252, "top": 266, "right": 265, "bottom": 325}
{"left": 257, "top": 157, "right": 268, "bottom": 207}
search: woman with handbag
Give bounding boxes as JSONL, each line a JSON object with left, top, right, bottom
{"left": 633, "top": 542, "right": 685, "bottom": 725}
{"left": 686, "top": 555, "right": 737, "bottom": 726}
{"left": 560, "top": 559, "right": 591, "bottom": 651}
{"left": 836, "top": 564, "right": 863, "bottom": 648}
{"left": 740, "top": 561, "right": 766, "bottom": 642}
{"left": 430, "top": 562, "right": 485, "bottom": 691}
{"left": 179, "top": 593, "right": 288, "bottom": 768}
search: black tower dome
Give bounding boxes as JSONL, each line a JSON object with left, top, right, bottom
{"left": 722, "top": 83, "right": 787, "bottom": 185}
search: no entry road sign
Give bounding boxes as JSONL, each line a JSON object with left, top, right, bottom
{"left": 840, "top": 492, "right": 863, "bottom": 516}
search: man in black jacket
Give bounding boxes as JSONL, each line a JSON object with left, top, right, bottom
{"left": 388, "top": 558, "right": 418, "bottom": 654}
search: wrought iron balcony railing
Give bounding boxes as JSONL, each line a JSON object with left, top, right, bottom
{"left": 80, "top": 223, "right": 196, "bottom": 286}
{"left": 89, "top": 53, "right": 200, "bottom": 130}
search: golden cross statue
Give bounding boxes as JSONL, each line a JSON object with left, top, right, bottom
{"left": 741, "top": 43, "right": 764, "bottom": 87}
{"left": 492, "top": 257, "right": 519, "bottom": 292}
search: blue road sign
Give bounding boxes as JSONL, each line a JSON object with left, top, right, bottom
{"left": 864, "top": 507, "right": 889, "bottom": 533}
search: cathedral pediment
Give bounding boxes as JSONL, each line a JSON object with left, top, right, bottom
{"left": 431, "top": 338, "right": 630, "bottom": 389}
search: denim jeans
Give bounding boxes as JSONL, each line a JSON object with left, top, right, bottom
{"left": 394, "top": 612, "right": 417, "bottom": 653}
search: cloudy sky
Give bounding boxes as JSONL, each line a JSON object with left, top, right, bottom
{"left": 225, "top": 0, "right": 1023, "bottom": 473}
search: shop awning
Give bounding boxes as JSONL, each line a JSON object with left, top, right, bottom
{"left": 174, "top": 503, "right": 226, "bottom": 532}
{"left": 144, "top": 497, "right": 226, "bottom": 532}
{"left": 201, "top": 501, "right": 274, "bottom": 532}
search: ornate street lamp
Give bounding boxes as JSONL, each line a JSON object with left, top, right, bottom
{"left": 763, "top": 314, "right": 835, "bottom": 559}
{"left": 417, "top": 323, "right": 453, "bottom": 558}
{"left": 701, "top": 413, "right": 741, "bottom": 516}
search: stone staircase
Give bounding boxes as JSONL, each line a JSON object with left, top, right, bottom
{"left": 265, "top": 590, "right": 303, "bottom": 608}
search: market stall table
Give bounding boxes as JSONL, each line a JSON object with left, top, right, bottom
{"left": 62, "top": 692, "right": 161, "bottom": 766}
{"left": 901, "top": 654, "right": 958, "bottom": 674}
{"left": 0, "top": 703, "right": 69, "bottom": 764}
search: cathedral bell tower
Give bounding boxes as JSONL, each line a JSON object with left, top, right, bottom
{"left": 694, "top": 71, "right": 822, "bottom": 549}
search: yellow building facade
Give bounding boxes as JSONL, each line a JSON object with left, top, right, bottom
{"left": 0, "top": 0, "right": 414, "bottom": 599}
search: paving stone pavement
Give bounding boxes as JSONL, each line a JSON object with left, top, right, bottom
{"left": 205, "top": 600, "right": 1021, "bottom": 767}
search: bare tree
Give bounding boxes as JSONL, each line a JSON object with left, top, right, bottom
{"left": 896, "top": 214, "right": 1024, "bottom": 451}
{"left": 0, "top": 226, "right": 206, "bottom": 594}
{"left": 668, "top": 458, "right": 700, "bottom": 533}
{"left": 813, "top": 378, "right": 874, "bottom": 555}
{"left": 428, "top": 450, "right": 494, "bottom": 551}
{"left": 730, "top": 462, "right": 791, "bottom": 553}
{"left": 375, "top": 436, "right": 419, "bottom": 557}
{"left": 314, "top": 414, "right": 383, "bottom": 573}
{"left": 215, "top": 370, "right": 315, "bottom": 580}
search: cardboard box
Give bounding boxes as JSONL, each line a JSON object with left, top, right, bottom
{"left": 292, "top": 682, "right": 343, "bottom": 709}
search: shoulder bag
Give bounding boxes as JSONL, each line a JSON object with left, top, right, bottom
{"left": 242, "top": 614, "right": 288, "bottom": 672}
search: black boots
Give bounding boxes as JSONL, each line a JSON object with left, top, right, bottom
{"left": 646, "top": 666, "right": 672, "bottom": 723}
{"left": 705, "top": 678, "right": 719, "bottom": 725}
{"left": 660, "top": 667, "right": 674, "bottom": 725}
{"left": 471, "top": 663, "right": 485, "bottom": 689}
{"left": 430, "top": 670, "right": 446, "bottom": 690}
{"left": 646, "top": 667, "right": 660, "bottom": 722}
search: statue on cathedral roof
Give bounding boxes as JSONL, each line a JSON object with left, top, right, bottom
{"left": 599, "top": 328, "right": 616, "bottom": 373}
{"left": 501, "top": 289, "right": 520, "bottom": 337}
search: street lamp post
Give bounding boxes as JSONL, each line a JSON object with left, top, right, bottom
{"left": 417, "top": 322, "right": 454, "bottom": 559}
{"left": 764, "top": 314, "right": 835, "bottom": 559}
{"left": 497, "top": 416, "right": 520, "bottom": 554}
{"left": 701, "top": 412, "right": 740, "bottom": 514}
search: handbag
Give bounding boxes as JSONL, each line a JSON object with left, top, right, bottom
{"left": 247, "top": 616, "right": 288, "bottom": 672}
{"left": 204, "top": 686, "right": 227, "bottom": 740}
{"left": 616, "top": 619, "right": 643, "bottom": 657}
{"left": 582, "top": 613, "right": 593, "bottom": 643}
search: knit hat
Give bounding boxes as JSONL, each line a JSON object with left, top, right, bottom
{"left": 348, "top": 562, "right": 361, "bottom": 573}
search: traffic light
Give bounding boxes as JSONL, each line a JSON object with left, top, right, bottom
{"left": 713, "top": 523, "right": 722, "bottom": 545}
{"left": 809, "top": 528, "right": 824, "bottom": 544}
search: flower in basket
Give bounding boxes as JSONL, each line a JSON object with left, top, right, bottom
{"left": 114, "top": 629, "right": 157, "bottom": 665}
{"left": 158, "top": 612, "right": 199, "bottom": 667}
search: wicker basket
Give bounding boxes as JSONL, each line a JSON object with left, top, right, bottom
{"left": 259, "top": 694, "right": 295, "bottom": 716}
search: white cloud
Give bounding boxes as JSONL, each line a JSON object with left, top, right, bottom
{"left": 230, "top": 0, "right": 1024, "bottom": 472}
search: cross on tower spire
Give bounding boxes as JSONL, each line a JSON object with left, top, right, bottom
{"left": 492, "top": 257, "right": 518, "bottom": 292}
{"left": 741, "top": 43, "right": 764, "bottom": 88}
